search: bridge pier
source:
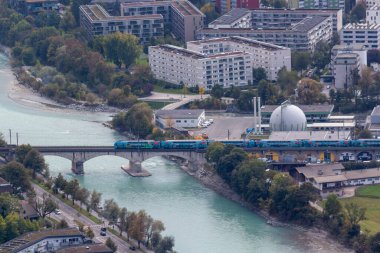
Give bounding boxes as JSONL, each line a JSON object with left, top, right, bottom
{"left": 72, "top": 160, "right": 84, "bottom": 175}
{"left": 121, "top": 161, "right": 151, "bottom": 177}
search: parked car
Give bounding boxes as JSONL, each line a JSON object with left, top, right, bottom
{"left": 54, "top": 209, "right": 61, "bottom": 215}
{"left": 100, "top": 231, "right": 106, "bottom": 236}
{"left": 100, "top": 227, "right": 107, "bottom": 232}
{"left": 209, "top": 119, "right": 214, "bottom": 123}
{"left": 129, "top": 246, "right": 136, "bottom": 251}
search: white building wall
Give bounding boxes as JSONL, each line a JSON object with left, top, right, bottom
{"left": 19, "top": 236, "right": 84, "bottom": 253}
{"left": 156, "top": 112, "right": 205, "bottom": 128}
{"left": 341, "top": 24, "right": 380, "bottom": 49}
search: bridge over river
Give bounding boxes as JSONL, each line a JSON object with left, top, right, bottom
{"left": 2, "top": 145, "right": 380, "bottom": 175}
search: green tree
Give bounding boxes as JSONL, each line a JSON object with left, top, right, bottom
{"left": 292, "top": 52, "right": 311, "bottom": 72}
{"left": 0, "top": 193, "right": 19, "bottom": 218}
{"left": 64, "top": 179, "right": 80, "bottom": 205}
{"left": 53, "top": 173, "right": 67, "bottom": 193}
{"left": 0, "top": 133, "right": 6, "bottom": 146}
{"left": 28, "top": 192, "right": 58, "bottom": 218}
{"left": 252, "top": 67, "right": 267, "bottom": 82}
{"left": 146, "top": 220, "right": 165, "bottom": 248}
{"left": 350, "top": 2, "right": 366, "bottom": 22}
{"left": 210, "top": 84, "right": 224, "bottom": 99}
{"left": 277, "top": 68, "right": 299, "bottom": 96}
{"left": 206, "top": 142, "right": 225, "bottom": 164}
{"left": 324, "top": 194, "right": 342, "bottom": 218}
{"left": 15, "top": 144, "right": 32, "bottom": 163}
{"left": 297, "top": 78, "right": 327, "bottom": 105}
{"left": 57, "top": 219, "right": 68, "bottom": 228}
{"left": 105, "top": 237, "right": 117, "bottom": 252}
{"left": 358, "top": 129, "right": 373, "bottom": 139}
{"left": 217, "top": 148, "right": 248, "bottom": 182}
{"left": 75, "top": 187, "right": 90, "bottom": 208}
{"left": 258, "top": 80, "right": 278, "bottom": 105}
{"left": 130, "top": 210, "right": 148, "bottom": 248}
{"left": 345, "top": 203, "right": 366, "bottom": 226}
{"left": 155, "top": 236, "right": 175, "bottom": 253}
{"left": 59, "top": 12, "right": 76, "bottom": 31}
{"left": 200, "top": 3, "right": 220, "bottom": 25}
{"left": 0, "top": 161, "right": 31, "bottom": 193}
{"left": 312, "top": 40, "right": 331, "bottom": 69}
{"left": 23, "top": 149, "right": 47, "bottom": 178}
{"left": 102, "top": 199, "right": 120, "bottom": 224}
{"left": 370, "top": 232, "right": 380, "bottom": 253}
{"left": 89, "top": 190, "right": 102, "bottom": 212}
{"left": 117, "top": 207, "right": 128, "bottom": 236}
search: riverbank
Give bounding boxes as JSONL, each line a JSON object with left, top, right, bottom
{"left": 173, "top": 157, "right": 353, "bottom": 253}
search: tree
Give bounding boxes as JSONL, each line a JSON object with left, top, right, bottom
{"left": 0, "top": 161, "right": 31, "bottom": 193}
{"left": 206, "top": 142, "right": 225, "bottom": 164}
{"left": 358, "top": 129, "right": 373, "bottom": 139}
{"left": 277, "top": 68, "right": 299, "bottom": 96}
{"left": 258, "top": 80, "right": 278, "bottom": 105}
{"left": 312, "top": 40, "right": 331, "bottom": 69}
{"left": 15, "top": 144, "right": 32, "bottom": 163}
{"left": 112, "top": 103, "right": 153, "bottom": 138}
{"left": 155, "top": 236, "right": 175, "bottom": 253}
{"left": 0, "top": 193, "right": 19, "bottom": 218}
{"left": 324, "top": 194, "right": 342, "bottom": 218}
{"left": 0, "top": 133, "right": 6, "bottom": 146}
{"left": 358, "top": 66, "right": 374, "bottom": 98}
{"left": 23, "top": 149, "right": 47, "bottom": 178}
{"left": 345, "top": 203, "right": 366, "bottom": 226}
{"left": 105, "top": 237, "right": 117, "bottom": 252}
{"left": 64, "top": 179, "right": 80, "bottom": 205}
{"left": 97, "top": 32, "right": 142, "bottom": 68}
{"left": 210, "top": 84, "right": 224, "bottom": 99}
{"left": 350, "top": 2, "right": 366, "bottom": 22}
{"left": 57, "top": 219, "right": 68, "bottom": 229}
{"left": 53, "top": 173, "right": 67, "bottom": 193}
{"left": 217, "top": 148, "right": 248, "bottom": 182}
{"left": 117, "top": 207, "right": 128, "bottom": 236}
{"left": 368, "top": 49, "right": 380, "bottom": 65}
{"left": 292, "top": 52, "right": 311, "bottom": 72}
{"left": 252, "top": 67, "right": 267, "bottom": 82}
{"left": 103, "top": 199, "right": 120, "bottom": 225}
{"left": 370, "top": 232, "right": 380, "bottom": 253}
{"left": 89, "top": 190, "right": 102, "bottom": 212}
{"left": 130, "top": 210, "right": 148, "bottom": 248}
{"left": 59, "top": 12, "right": 76, "bottom": 31}
{"left": 86, "top": 227, "right": 95, "bottom": 239}
{"left": 146, "top": 220, "right": 165, "bottom": 248}
{"left": 297, "top": 78, "right": 327, "bottom": 105}
{"left": 200, "top": 3, "right": 219, "bottom": 24}
{"left": 29, "top": 192, "right": 58, "bottom": 218}
{"left": 75, "top": 188, "right": 90, "bottom": 208}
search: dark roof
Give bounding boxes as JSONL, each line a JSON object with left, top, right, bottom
{"left": 156, "top": 109, "right": 205, "bottom": 119}
{"left": 56, "top": 244, "right": 113, "bottom": 253}
{"left": 261, "top": 104, "right": 334, "bottom": 114}
{"left": 0, "top": 177, "right": 10, "bottom": 185}
{"left": 0, "top": 228, "right": 83, "bottom": 253}
{"left": 296, "top": 163, "right": 344, "bottom": 178}
{"left": 209, "top": 8, "right": 250, "bottom": 26}
{"left": 290, "top": 16, "right": 330, "bottom": 32}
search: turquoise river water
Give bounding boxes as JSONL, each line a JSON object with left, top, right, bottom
{"left": 0, "top": 52, "right": 309, "bottom": 253}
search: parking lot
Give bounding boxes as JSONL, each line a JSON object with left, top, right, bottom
{"left": 193, "top": 115, "right": 255, "bottom": 140}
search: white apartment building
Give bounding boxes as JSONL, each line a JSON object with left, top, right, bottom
{"left": 331, "top": 44, "right": 367, "bottom": 67}
{"left": 186, "top": 36, "right": 291, "bottom": 81}
{"left": 341, "top": 23, "right": 380, "bottom": 49}
{"left": 208, "top": 8, "right": 252, "bottom": 29}
{"left": 333, "top": 53, "right": 361, "bottom": 89}
{"left": 366, "top": 0, "right": 380, "bottom": 7}
{"left": 367, "top": 5, "right": 380, "bottom": 25}
{"left": 148, "top": 44, "right": 253, "bottom": 89}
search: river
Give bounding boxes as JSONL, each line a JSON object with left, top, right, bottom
{"left": 0, "top": 52, "right": 314, "bottom": 253}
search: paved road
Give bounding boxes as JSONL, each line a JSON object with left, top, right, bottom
{"left": 33, "top": 184, "right": 151, "bottom": 253}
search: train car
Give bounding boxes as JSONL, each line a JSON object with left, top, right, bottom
{"left": 359, "top": 140, "right": 380, "bottom": 147}
{"left": 161, "top": 140, "right": 208, "bottom": 149}
{"left": 220, "top": 140, "right": 247, "bottom": 148}
{"left": 114, "top": 140, "right": 157, "bottom": 149}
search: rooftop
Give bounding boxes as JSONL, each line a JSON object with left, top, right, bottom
{"left": 151, "top": 44, "right": 205, "bottom": 59}
{"left": 0, "top": 177, "right": 10, "bottom": 185}
{"left": 25, "top": 0, "right": 58, "bottom": 3}
{"left": 81, "top": 4, "right": 163, "bottom": 21}
{"left": 261, "top": 104, "right": 334, "bottom": 114}
{"left": 296, "top": 163, "right": 345, "bottom": 178}
{"left": 343, "top": 23, "right": 380, "bottom": 30}
{"left": 120, "top": 1, "right": 171, "bottom": 7}
{"left": 171, "top": 0, "right": 203, "bottom": 16}
{"left": 209, "top": 8, "right": 251, "bottom": 26}
{"left": 332, "top": 44, "right": 366, "bottom": 52}
{"left": 269, "top": 131, "right": 351, "bottom": 141}
{"left": 252, "top": 8, "right": 341, "bottom": 14}
{"left": 156, "top": 109, "right": 205, "bottom": 119}
{"left": 187, "top": 36, "right": 289, "bottom": 51}
{"left": 335, "top": 53, "right": 360, "bottom": 59}
{"left": 371, "top": 105, "right": 380, "bottom": 116}
{"left": 368, "top": 4, "right": 380, "bottom": 10}
{"left": 56, "top": 244, "right": 112, "bottom": 253}
{"left": 290, "top": 16, "right": 330, "bottom": 32}
{"left": 0, "top": 228, "right": 83, "bottom": 253}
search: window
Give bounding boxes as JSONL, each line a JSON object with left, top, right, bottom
{"left": 176, "top": 120, "right": 181, "bottom": 123}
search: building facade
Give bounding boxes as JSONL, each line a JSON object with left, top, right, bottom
{"left": 186, "top": 36, "right": 291, "bottom": 81}
{"left": 24, "top": 0, "right": 59, "bottom": 15}
{"left": 366, "top": 0, "right": 380, "bottom": 8}
{"left": 333, "top": 53, "right": 361, "bottom": 89}
{"left": 155, "top": 109, "right": 206, "bottom": 128}
{"left": 208, "top": 8, "right": 252, "bottom": 29}
{"left": 298, "top": 0, "right": 345, "bottom": 10}
{"left": 341, "top": 23, "right": 380, "bottom": 49}
{"left": 198, "top": 16, "right": 333, "bottom": 51}
{"left": 366, "top": 5, "right": 380, "bottom": 25}
{"left": 216, "top": 0, "right": 259, "bottom": 14}
{"left": 331, "top": 44, "right": 367, "bottom": 67}
{"left": 120, "top": 0, "right": 204, "bottom": 42}
{"left": 79, "top": 4, "right": 164, "bottom": 43}
{"left": 149, "top": 44, "right": 253, "bottom": 89}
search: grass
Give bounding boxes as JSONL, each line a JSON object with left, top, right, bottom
{"left": 146, "top": 101, "right": 170, "bottom": 109}
{"left": 356, "top": 185, "right": 380, "bottom": 199}
{"left": 32, "top": 180, "right": 102, "bottom": 224}
{"left": 339, "top": 196, "right": 380, "bottom": 235}
{"left": 153, "top": 84, "right": 196, "bottom": 95}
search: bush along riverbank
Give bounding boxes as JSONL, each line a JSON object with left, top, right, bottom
{"left": 198, "top": 142, "right": 379, "bottom": 253}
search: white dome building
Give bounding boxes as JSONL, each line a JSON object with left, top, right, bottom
{"left": 269, "top": 101, "right": 307, "bottom": 131}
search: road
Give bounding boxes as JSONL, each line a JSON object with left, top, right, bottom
{"left": 33, "top": 184, "right": 151, "bottom": 253}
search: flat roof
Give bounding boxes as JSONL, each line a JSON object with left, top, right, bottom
{"left": 151, "top": 44, "right": 205, "bottom": 59}
{"left": 290, "top": 16, "right": 330, "bottom": 32}
{"left": 209, "top": 8, "right": 251, "bottom": 26}
{"left": 171, "top": 0, "right": 204, "bottom": 16}
{"left": 343, "top": 23, "right": 380, "bottom": 30}
{"left": 81, "top": 4, "right": 162, "bottom": 21}
{"left": 332, "top": 44, "right": 366, "bottom": 51}
{"left": 308, "top": 122, "right": 355, "bottom": 127}
{"left": 156, "top": 109, "right": 205, "bottom": 119}
{"left": 56, "top": 244, "right": 112, "bottom": 253}
{"left": 261, "top": 104, "right": 334, "bottom": 114}
{"left": 0, "top": 228, "right": 83, "bottom": 253}
{"left": 335, "top": 53, "right": 359, "bottom": 59}
{"left": 253, "top": 8, "right": 341, "bottom": 14}
{"left": 296, "top": 163, "right": 344, "bottom": 178}
{"left": 328, "top": 115, "right": 355, "bottom": 120}
{"left": 121, "top": 1, "right": 171, "bottom": 7}
{"left": 188, "top": 36, "right": 289, "bottom": 51}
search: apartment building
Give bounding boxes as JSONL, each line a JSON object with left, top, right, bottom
{"left": 24, "top": 0, "right": 59, "bottom": 15}
{"left": 198, "top": 16, "right": 333, "bottom": 51}
{"left": 120, "top": 0, "right": 204, "bottom": 42}
{"left": 298, "top": 0, "right": 344, "bottom": 10}
{"left": 366, "top": 0, "right": 380, "bottom": 8}
{"left": 208, "top": 8, "right": 252, "bottom": 29}
{"left": 366, "top": 5, "right": 380, "bottom": 25}
{"left": 148, "top": 44, "right": 253, "bottom": 89}
{"left": 341, "top": 23, "right": 380, "bottom": 49}
{"left": 250, "top": 8, "right": 343, "bottom": 32}
{"left": 186, "top": 36, "right": 291, "bottom": 81}
{"left": 333, "top": 53, "right": 362, "bottom": 89}
{"left": 331, "top": 44, "right": 367, "bottom": 67}
{"left": 216, "top": 0, "right": 259, "bottom": 14}
{"left": 79, "top": 4, "right": 164, "bottom": 43}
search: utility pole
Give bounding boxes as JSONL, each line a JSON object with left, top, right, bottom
{"left": 227, "top": 129, "right": 230, "bottom": 140}
{"left": 16, "top": 133, "right": 19, "bottom": 146}
{"left": 9, "top": 129, "right": 11, "bottom": 145}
